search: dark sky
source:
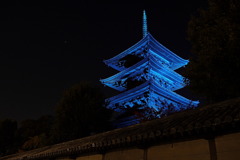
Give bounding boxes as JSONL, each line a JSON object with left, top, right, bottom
{"left": 0, "top": 1, "right": 207, "bottom": 121}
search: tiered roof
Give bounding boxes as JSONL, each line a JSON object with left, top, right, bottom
{"left": 101, "top": 10, "right": 199, "bottom": 114}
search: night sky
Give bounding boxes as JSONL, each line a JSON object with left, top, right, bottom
{"left": 0, "top": 1, "right": 207, "bottom": 121}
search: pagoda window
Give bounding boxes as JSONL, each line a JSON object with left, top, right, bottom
{"left": 125, "top": 78, "right": 146, "bottom": 90}
{"left": 119, "top": 54, "right": 144, "bottom": 68}
{"left": 117, "top": 60, "right": 126, "bottom": 67}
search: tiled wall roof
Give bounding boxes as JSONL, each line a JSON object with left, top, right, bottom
{"left": 2, "top": 97, "right": 240, "bottom": 160}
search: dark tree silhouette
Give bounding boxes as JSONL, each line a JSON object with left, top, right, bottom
{"left": 0, "top": 119, "right": 18, "bottom": 156}
{"left": 50, "top": 82, "right": 112, "bottom": 144}
{"left": 186, "top": 0, "right": 240, "bottom": 104}
{"left": 18, "top": 115, "right": 54, "bottom": 151}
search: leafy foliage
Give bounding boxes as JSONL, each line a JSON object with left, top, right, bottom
{"left": 21, "top": 134, "right": 47, "bottom": 151}
{"left": 0, "top": 82, "right": 113, "bottom": 154}
{"left": 50, "top": 82, "right": 112, "bottom": 144}
{"left": 0, "top": 119, "right": 18, "bottom": 156}
{"left": 186, "top": 0, "right": 240, "bottom": 104}
{"left": 18, "top": 115, "right": 54, "bottom": 151}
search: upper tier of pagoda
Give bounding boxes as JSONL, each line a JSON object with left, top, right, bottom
{"left": 104, "top": 33, "right": 189, "bottom": 71}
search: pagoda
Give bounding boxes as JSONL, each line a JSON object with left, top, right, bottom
{"left": 101, "top": 11, "right": 199, "bottom": 125}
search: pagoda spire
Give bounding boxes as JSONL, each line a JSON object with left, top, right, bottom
{"left": 143, "top": 10, "right": 148, "bottom": 37}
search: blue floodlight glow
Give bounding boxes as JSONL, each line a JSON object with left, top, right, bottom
{"left": 100, "top": 11, "right": 199, "bottom": 122}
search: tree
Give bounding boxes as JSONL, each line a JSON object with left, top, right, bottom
{"left": 0, "top": 119, "right": 18, "bottom": 156}
{"left": 18, "top": 115, "right": 54, "bottom": 151}
{"left": 186, "top": 0, "right": 240, "bottom": 104}
{"left": 50, "top": 82, "right": 112, "bottom": 144}
{"left": 21, "top": 134, "right": 47, "bottom": 151}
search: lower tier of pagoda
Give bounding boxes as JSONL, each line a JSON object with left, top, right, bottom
{"left": 106, "top": 80, "right": 199, "bottom": 113}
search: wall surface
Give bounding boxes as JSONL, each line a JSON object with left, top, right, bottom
{"left": 55, "top": 133, "right": 240, "bottom": 160}
{"left": 215, "top": 132, "right": 240, "bottom": 160}
{"left": 148, "top": 139, "right": 211, "bottom": 160}
{"left": 104, "top": 148, "right": 144, "bottom": 160}
{"left": 76, "top": 154, "right": 103, "bottom": 160}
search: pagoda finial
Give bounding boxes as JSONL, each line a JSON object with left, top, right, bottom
{"left": 143, "top": 10, "right": 148, "bottom": 37}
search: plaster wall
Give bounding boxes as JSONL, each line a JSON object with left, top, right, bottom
{"left": 147, "top": 139, "right": 210, "bottom": 160}
{"left": 76, "top": 154, "right": 103, "bottom": 160}
{"left": 104, "top": 148, "right": 144, "bottom": 160}
{"left": 215, "top": 132, "right": 240, "bottom": 160}
{"left": 55, "top": 133, "right": 240, "bottom": 160}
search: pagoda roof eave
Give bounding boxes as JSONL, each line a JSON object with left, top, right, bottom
{"left": 150, "top": 80, "right": 199, "bottom": 106}
{"left": 148, "top": 34, "right": 189, "bottom": 69}
{"left": 100, "top": 81, "right": 126, "bottom": 92}
{"left": 149, "top": 55, "right": 186, "bottom": 89}
{"left": 104, "top": 35, "right": 149, "bottom": 71}
{"left": 100, "top": 59, "right": 148, "bottom": 91}
{"left": 107, "top": 80, "right": 199, "bottom": 109}
{"left": 103, "top": 33, "right": 189, "bottom": 71}
{"left": 107, "top": 81, "right": 150, "bottom": 105}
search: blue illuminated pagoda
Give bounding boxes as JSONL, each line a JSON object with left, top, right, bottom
{"left": 101, "top": 11, "right": 199, "bottom": 125}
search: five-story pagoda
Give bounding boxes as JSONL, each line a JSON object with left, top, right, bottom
{"left": 101, "top": 11, "right": 199, "bottom": 126}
